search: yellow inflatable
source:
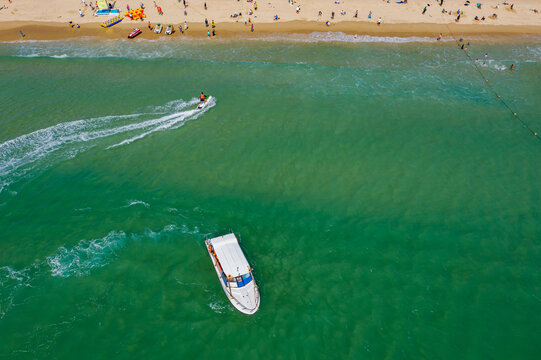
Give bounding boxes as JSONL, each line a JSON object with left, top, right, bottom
{"left": 124, "top": 8, "right": 146, "bottom": 21}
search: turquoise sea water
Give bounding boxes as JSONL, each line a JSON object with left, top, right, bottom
{"left": 1, "top": 35, "right": 541, "bottom": 359}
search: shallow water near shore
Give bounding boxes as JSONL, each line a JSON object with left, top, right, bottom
{"left": 1, "top": 38, "right": 541, "bottom": 359}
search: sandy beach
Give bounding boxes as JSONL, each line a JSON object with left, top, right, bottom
{"left": 0, "top": 0, "right": 540, "bottom": 41}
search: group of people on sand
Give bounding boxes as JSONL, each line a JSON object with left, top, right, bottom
{"left": 68, "top": 21, "right": 81, "bottom": 29}
{"left": 204, "top": 18, "right": 217, "bottom": 37}
{"left": 319, "top": 9, "right": 382, "bottom": 27}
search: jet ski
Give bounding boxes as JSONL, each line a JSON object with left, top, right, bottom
{"left": 197, "top": 96, "right": 212, "bottom": 109}
{"left": 128, "top": 28, "right": 142, "bottom": 39}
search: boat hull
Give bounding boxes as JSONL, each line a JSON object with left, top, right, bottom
{"left": 128, "top": 29, "right": 142, "bottom": 38}
{"left": 205, "top": 236, "right": 260, "bottom": 315}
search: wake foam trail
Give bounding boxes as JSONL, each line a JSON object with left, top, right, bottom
{"left": 0, "top": 224, "right": 198, "bottom": 319}
{"left": 46, "top": 231, "right": 126, "bottom": 278}
{"left": 123, "top": 200, "right": 151, "bottom": 208}
{"left": 0, "top": 264, "right": 40, "bottom": 320}
{"left": 0, "top": 97, "right": 209, "bottom": 193}
{"left": 0, "top": 113, "right": 142, "bottom": 187}
{"left": 108, "top": 97, "right": 215, "bottom": 149}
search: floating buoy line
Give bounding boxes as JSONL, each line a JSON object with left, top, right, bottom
{"left": 441, "top": 20, "right": 540, "bottom": 141}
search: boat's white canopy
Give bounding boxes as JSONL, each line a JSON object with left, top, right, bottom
{"left": 209, "top": 233, "right": 250, "bottom": 277}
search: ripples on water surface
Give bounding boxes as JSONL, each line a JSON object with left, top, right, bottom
{"left": 1, "top": 37, "right": 540, "bottom": 359}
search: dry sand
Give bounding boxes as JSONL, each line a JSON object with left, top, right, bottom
{"left": 0, "top": 0, "right": 540, "bottom": 41}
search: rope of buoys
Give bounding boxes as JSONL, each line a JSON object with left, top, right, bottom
{"left": 441, "top": 18, "right": 540, "bottom": 140}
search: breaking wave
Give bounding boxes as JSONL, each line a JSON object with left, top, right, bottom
{"left": 252, "top": 32, "right": 438, "bottom": 43}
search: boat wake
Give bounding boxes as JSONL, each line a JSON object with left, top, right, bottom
{"left": 46, "top": 231, "right": 127, "bottom": 278}
{"left": 0, "top": 97, "right": 215, "bottom": 194}
{"left": 0, "top": 223, "right": 192, "bottom": 320}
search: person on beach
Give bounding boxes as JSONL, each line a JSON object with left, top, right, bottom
{"left": 377, "top": 17, "right": 382, "bottom": 25}
{"left": 331, "top": 11, "right": 335, "bottom": 19}
{"left": 251, "top": 23, "right": 254, "bottom": 32}
{"left": 204, "top": 2, "right": 207, "bottom": 10}
{"left": 19, "top": 30, "right": 25, "bottom": 38}
{"left": 368, "top": 11, "right": 372, "bottom": 19}
{"left": 437, "top": 33, "right": 442, "bottom": 40}
{"left": 205, "top": 18, "right": 209, "bottom": 27}
{"left": 212, "top": 20, "right": 215, "bottom": 28}
{"left": 422, "top": 6, "right": 427, "bottom": 14}
{"left": 212, "top": 29, "right": 215, "bottom": 36}
{"left": 207, "top": 30, "right": 210, "bottom": 38}
{"left": 79, "top": 9, "right": 84, "bottom": 17}
{"left": 354, "top": 10, "right": 358, "bottom": 18}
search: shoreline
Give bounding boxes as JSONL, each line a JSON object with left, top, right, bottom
{"left": 2, "top": 21, "right": 541, "bottom": 42}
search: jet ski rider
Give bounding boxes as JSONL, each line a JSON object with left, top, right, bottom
{"left": 200, "top": 92, "right": 206, "bottom": 102}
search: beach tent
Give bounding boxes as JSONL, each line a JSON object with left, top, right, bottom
{"left": 97, "top": 0, "right": 108, "bottom": 10}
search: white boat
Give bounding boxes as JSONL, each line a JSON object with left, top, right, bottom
{"left": 205, "top": 233, "right": 260, "bottom": 315}
{"left": 197, "top": 95, "right": 212, "bottom": 109}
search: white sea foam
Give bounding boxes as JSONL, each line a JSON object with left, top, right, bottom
{"left": 124, "top": 200, "right": 150, "bottom": 208}
{"left": 107, "top": 97, "right": 214, "bottom": 148}
{"left": 0, "top": 265, "right": 39, "bottom": 319}
{"left": 1, "top": 224, "right": 194, "bottom": 319}
{"left": 209, "top": 301, "right": 226, "bottom": 313}
{"left": 46, "top": 231, "right": 126, "bottom": 278}
{"left": 248, "top": 32, "right": 438, "bottom": 44}
{"left": 0, "top": 97, "right": 211, "bottom": 193}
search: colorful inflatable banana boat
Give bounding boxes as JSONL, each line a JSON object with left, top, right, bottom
{"left": 100, "top": 15, "right": 123, "bottom": 28}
